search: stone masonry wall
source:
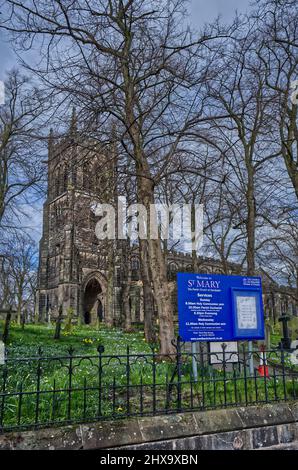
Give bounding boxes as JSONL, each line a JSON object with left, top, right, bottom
{"left": 0, "top": 402, "right": 298, "bottom": 450}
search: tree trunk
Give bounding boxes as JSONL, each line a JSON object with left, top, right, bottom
{"left": 2, "top": 309, "right": 12, "bottom": 344}
{"left": 144, "top": 192, "right": 175, "bottom": 354}
{"left": 105, "top": 240, "right": 114, "bottom": 327}
{"left": 134, "top": 164, "right": 175, "bottom": 355}
{"left": 124, "top": 296, "right": 132, "bottom": 331}
{"left": 246, "top": 165, "right": 256, "bottom": 276}
{"left": 122, "top": 250, "right": 132, "bottom": 332}
{"left": 54, "top": 305, "right": 63, "bottom": 340}
{"left": 21, "top": 309, "right": 26, "bottom": 330}
{"left": 283, "top": 148, "right": 298, "bottom": 201}
{"left": 17, "top": 305, "right": 21, "bottom": 326}
{"left": 191, "top": 202, "right": 200, "bottom": 272}
{"left": 281, "top": 105, "right": 298, "bottom": 201}
{"left": 265, "top": 321, "right": 271, "bottom": 349}
{"left": 122, "top": 46, "right": 175, "bottom": 355}
{"left": 17, "top": 293, "right": 22, "bottom": 326}
{"left": 148, "top": 237, "right": 175, "bottom": 355}
{"left": 139, "top": 239, "right": 156, "bottom": 343}
{"left": 64, "top": 307, "right": 74, "bottom": 333}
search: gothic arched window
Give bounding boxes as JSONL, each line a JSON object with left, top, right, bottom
{"left": 83, "top": 163, "right": 90, "bottom": 192}
{"left": 168, "top": 262, "right": 178, "bottom": 281}
{"left": 200, "top": 265, "right": 210, "bottom": 274}
{"left": 131, "top": 257, "right": 140, "bottom": 270}
{"left": 53, "top": 170, "right": 59, "bottom": 198}
{"left": 131, "top": 257, "right": 140, "bottom": 280}
{"left": 63, "top": 166, "right": 68, "bottom": 192}
{"left": 58, "top": 166, "right": 63, "bottom": 195}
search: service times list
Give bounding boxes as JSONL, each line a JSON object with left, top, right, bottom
{"left": 183, "top": 277, "right": 230, "bottom": 341}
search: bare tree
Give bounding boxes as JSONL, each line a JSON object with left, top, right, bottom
{"left": 120, "top": 242, "right": 133, "bottom": 332}
{"left": 0, "top": 232, "right": 38, "bottom": 321}
{"left": 205, "top": 181, "right": 247, "bottom": 273}
{"left": 256, "top": 0, "right": 298, "bottom": 201}
{"left": 0, "top": 70, "right": 46, "bottom": 230}
{"left": 0, "top": 255, "right": 14, "bottom": 309}
{"left": 1, "top": 0, "right": 232, "bottom": 354}
{"left": 258, "top": 213, "right": 298, "bottom": 304}
{"left": 204, "top": 18, "right": 282, "bottom": 275}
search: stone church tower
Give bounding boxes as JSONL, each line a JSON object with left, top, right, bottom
{"left": 35, "top": 115, "right": 123, "bottom": 324}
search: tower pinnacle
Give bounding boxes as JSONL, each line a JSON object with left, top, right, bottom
{"left": 69, "top": 107, "right": 77, "bottom": 136}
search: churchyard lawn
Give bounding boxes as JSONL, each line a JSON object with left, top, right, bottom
{"left": 0, "top": 321, "right": 152, "bottom": 357}
{"left": 0, "top": 321, "right": 297, "bottom": 431}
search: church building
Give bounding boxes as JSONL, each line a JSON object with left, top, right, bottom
{"left": 35, "top": 117, "right": 297, "bottom": 326}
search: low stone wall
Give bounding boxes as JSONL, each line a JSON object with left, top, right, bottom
{"left": 0, "top": 402, "right": 298, "bottom": 450}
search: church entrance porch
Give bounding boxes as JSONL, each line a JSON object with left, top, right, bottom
{"left": 83, "top": 278, "right": 104, "bottom": 325}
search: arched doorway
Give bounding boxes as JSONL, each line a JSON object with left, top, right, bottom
{"left": 83, "top": 278, "right": 104, "bottom": 325}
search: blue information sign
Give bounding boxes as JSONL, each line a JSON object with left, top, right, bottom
{"left": 177, "top": 273, "right": 264, "bottom": 342}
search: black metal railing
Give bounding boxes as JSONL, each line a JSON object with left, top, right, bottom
{"left": 0, "top": 339, "right": 298, "bottom": 432}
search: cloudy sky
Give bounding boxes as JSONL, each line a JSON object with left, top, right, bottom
{"left": 189, "top": 0, "right": 251, "bottom": 25}
{"left": 0, "top": 0, "right": 252, "bottom": 79}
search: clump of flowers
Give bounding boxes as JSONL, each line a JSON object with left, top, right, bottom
{"left": 62, "top": 331, "right": 71, "bottom": 337}
{"left": 82, "top": 338, "right": 94, "bottom": 345}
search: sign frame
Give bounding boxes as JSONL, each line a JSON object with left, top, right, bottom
{"left": 231, "top": 288, "right": 264, "bottom": 340}
{"left": 177, "top": 272, "right": 265, "bottom": 342}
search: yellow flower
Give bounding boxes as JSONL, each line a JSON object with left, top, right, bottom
{"left": 83, "top": 338, "right": 93, "bottom": 344}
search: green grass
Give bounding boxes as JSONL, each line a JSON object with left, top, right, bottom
{"left": 0, "top": 320, "right": 153, "bottom": 357}
{"left": 0, "top": 321, "right": 158, "bottom": 429}
{"left": 0, "top": 322, "right": 298, "bottom": 431}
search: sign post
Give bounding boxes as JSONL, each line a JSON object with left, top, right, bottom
{"left": 248, "top": 341, "right": 254, "bottom": 376}
{"left": 191, "top": 342, "right": 198, "bottom": 382}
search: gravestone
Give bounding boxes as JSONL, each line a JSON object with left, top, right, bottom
{"left": 278, "top": 312, "right": 291, "bottom": 350}
{"left": 0, "top": 340, "right": 5, "bottom": 365}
